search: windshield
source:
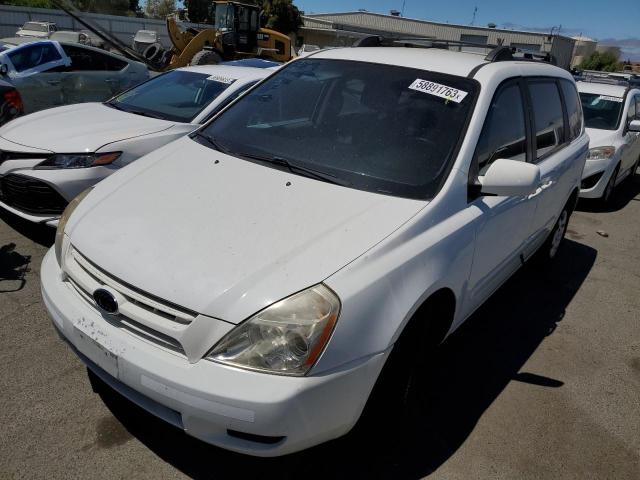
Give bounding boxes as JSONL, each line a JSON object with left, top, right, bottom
{"left": 107, "top": 70, "right": 236, "bottom": 123}
{"left": 23, "top": 23, "right": 49, "bottom": 33}
{"left": 212, "top": 4, "right": 234, "bottom": 30}
{"left": 199, "top": 59, "right": 478, "bottom": 199}
{"left": 580, "top": 92, "right": 624, "bottom": 130}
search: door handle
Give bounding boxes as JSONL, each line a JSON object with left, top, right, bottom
{"left": 46, "top": 80, "right": 61, "bottom": 85}
{"left": 528, "top": 181, "right": 553, "bottom": 199}
{"left": 104, "top": 79, "right": 118, "bottom": 83}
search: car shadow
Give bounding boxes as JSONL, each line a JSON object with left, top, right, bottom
{"left": 0, "top": 209, "right": 55, "bottom": 247}
{"left": 577, "top": 172, "right": 640, "bottom": 213}
{"left": 93, "top": 238, "right": 596, "bottom": 479}
{"left": 0, "top": 242, "right": 31, "bottom": 293}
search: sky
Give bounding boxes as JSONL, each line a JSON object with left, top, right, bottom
{"left": 296, "top": 0, "right": 640, "bottom": 60}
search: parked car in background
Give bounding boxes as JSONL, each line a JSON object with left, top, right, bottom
{"left": 0, "top": 79, "right": 23, "bottom": 126}
{"left": 0, "top": 64, "right": 274, "bottom": 225}
{"left": 80, "top": 30, "right": 106, "bottom": 50}
{"left": 577, "top": 80, "right": 640, "bottom": 201}
{"left": 42, "top": 46, "right": 587, "bottom": 456}
{"left": 51, "top": 31, "right": 91, "bottom": 46}
{"left": 0, "top": 39, "right": 148, "bottom": 113}
{"left": 15, "top": 21, "right": 57, "bottom": 39}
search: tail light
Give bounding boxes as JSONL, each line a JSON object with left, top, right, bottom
{"left": 3, "top": 89, "right": 24, "bottom": 113}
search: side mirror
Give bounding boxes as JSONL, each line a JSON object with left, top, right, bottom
{"left": 480, "top": 159, "right": 541, "bottom": 197}
{"left": 628, "top": 119, "right": 640, "bottom": 133}
{"left": 0, "top": 64, "right": 7, "bottom": 76}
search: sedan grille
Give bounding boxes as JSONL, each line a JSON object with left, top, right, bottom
{"left": 0, "top": 174, "right": 68, "bottom": 215}
{"left": 64, "top": 246, "right": 198, "bottom": 356}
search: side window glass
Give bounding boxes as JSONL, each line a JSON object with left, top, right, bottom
{"left": 528, "top": 80, "right": 566, "bottom": 159}
{"left": 560, "top": 79, "right": 583, "bottom": 141}
{"left": 7, "top": 43, "right": 62, "bottom": 72}
{"left": 475, "top": 82, "right": 527, "bottom": 175}
{"left": 627, "top": 96, "right": 636, "bottom": 125}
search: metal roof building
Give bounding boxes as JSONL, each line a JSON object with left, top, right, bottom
{"left": 300, "top": 11, "right": 576, "bottom": 69}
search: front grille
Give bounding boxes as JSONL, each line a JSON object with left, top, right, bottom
{"left": 64, "top": 246, "right": 198, "bottom": 356}
{"left": 0, "top": 174, "right": 68, "bottom": 215}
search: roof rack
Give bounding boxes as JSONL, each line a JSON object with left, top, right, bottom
{"left": 574, "top": 70, "right": 640, "bottom": 87}
{"left": 352, "top": 36, "right": 556, "bottom": 65}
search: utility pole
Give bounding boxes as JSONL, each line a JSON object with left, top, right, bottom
{"left": 401, "top": 0, "right": 406, "bottom": 17}
{"left": 471, "top": 6, "right": 478, "bottom": 25}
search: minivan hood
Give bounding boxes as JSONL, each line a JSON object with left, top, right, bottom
{"left": 0, "top": 103, "right": 174, "bottom": 152}
{"left": 68, "top": 138, "right": 426, "bottom": 323}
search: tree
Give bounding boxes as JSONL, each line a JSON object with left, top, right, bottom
{"left": 579, "top": 51, "right": 621, "bottom": 72}
{"left": 157, "top": 0, "right": 175, "bottom": 17}
{"left": 262, "top": 0, "right": 302, "bottom": 34}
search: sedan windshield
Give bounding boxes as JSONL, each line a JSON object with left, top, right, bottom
{"left": 580, "top": 92, "right": 624, "bottom": 130}
{"left": 107, "top": 70, "right": 236, "bottom": 123}
{"left": 199, "top": 58, "right": 478, "bottom": 199}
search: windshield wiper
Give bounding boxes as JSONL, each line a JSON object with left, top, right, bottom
{"left": 192, "top": 131, "right": 228, "bottom": 153}
{"left": 235, "top": 151, "right": 350, "bottom": 187}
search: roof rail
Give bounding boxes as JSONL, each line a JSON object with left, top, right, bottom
{"left": 352, "top": 36, "right": 556, "bottom": 65}
{"left": 574, "top": 71, "right": 640, "bottom": 87}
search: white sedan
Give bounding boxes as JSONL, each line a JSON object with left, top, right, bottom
{"left": 0, "top": 64, "right": 274, "bottom": 225}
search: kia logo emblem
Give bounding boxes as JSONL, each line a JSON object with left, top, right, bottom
{"left": 93, "top": 288, "right": 119, "bottom": 315}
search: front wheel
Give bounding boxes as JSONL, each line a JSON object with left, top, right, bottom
{"left": 602, "top": 165, "right": 619, "bottom": 204}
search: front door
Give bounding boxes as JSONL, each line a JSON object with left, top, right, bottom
{"left": 463, "top": 79, "right": 539, "bottom": 317}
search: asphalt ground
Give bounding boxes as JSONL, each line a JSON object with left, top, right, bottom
{"left": 1, "top": 176, "right": 639, "bottom": 479}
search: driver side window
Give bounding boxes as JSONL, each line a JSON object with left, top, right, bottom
{"left": 474, "top": 81, "right": 528, "bottom": 176}
{"left": 7, "top": 43, "right": 62, "bottom": 73}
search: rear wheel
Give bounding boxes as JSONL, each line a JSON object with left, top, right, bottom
{"left": 537, "top": 198, "right": 573, "bottom": 262}
{"left": 190, "top": 50, "right": 222, "bottom": 66}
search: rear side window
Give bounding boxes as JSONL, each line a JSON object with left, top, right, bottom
{"left": 62, "top": 45, "right": 127, "bottom": 71}
{"left": 560, "top": 79, "right": 583, "bottom": 141}
{"left": 475, "top": 81, "right": 527, "bottom": 175}
{"left": 528, "top": 80, "right": 566, "bottom": 159}
{"left": 7, "top": 43, "right": 62, "bottom": 72}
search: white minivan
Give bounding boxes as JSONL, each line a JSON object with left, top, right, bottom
{"left": 42, "top": 46, "right": 588, "bottom": 456}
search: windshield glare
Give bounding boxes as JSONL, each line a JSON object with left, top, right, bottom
{"left": 200, "top": 59, "right": 477, "bottom": 199}
{"left": 109, "top": 70, "right": 236, "bottom": 123}
{"left": 580, "top": 92, "right": 624, "bottom": 130}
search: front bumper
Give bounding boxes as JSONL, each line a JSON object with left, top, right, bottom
{"left": 579, "top": 156, "right": 618, "bottom": 199}
{"left": 40, "top": 248, "right": 387, "bottom": 456}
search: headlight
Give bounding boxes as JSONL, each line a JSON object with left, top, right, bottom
{"left": 54, "top": 187, "right": 93, "bottom": 266}
{"left": 36, "top": 152, "right": 121, "bottom": 169}
{"left": 587, "top": 146, "right": 616, "bottom": 161}
{"left": 207, "top": 284, "right": 341, "bottom": 376}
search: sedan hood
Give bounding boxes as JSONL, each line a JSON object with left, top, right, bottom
{"left": 68, "top": 138, "right": 426, "bottom": 323}
{"left": 0, "top": 103, "right": 174, "bottom": 152}
{"left": 585, "top": 128, "right": 618, "bottom": 148}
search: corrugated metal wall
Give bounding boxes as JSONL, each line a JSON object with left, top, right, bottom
{"left": 0, "top": 4, "right": 205, "bottom": 48}
{"left": 303, "top": 12, "right": 576, "bottom": 69}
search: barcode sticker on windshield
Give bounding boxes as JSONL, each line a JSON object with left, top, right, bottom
{"left": 207, "top": 75, "right": 236, "bottom": 84}
{"left": 408, "top": 79, "right": 468, "bottom": 103}
{"left": 597, "top": 95, "right": 623, "bottom": 103}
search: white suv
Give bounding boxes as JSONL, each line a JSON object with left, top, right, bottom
{"left": 577, "top": 80, "right": 640, "bottom": 201}
{"left": 41, "top": 46, "right": 588, "bottom": 456}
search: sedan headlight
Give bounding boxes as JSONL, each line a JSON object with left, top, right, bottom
{"left": 36, "top": 152, "right": 121, "bottom": 169}
{"left": 54, "top": 187, "right": 93, "bottom": 265}
{"left": 207, "top": 284, "right": 341, "bottom": 376}
{"left": 587, "top": 146, "right": 616, "bottom": 161}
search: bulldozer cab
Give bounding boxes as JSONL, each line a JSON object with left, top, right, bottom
{"left": 211, "top": 2, "right": 260, "bottom": 54}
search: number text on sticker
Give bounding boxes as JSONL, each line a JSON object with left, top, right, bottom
{"left": 408, "top": 79, "right": 468, "bottom": 103}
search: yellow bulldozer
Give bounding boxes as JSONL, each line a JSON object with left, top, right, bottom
{"left": 143, "top": 1, "right": 294, "bottom": 70}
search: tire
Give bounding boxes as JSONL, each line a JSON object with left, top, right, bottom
{"left": 537, "top": 199, "right": 573, "bottom": 262}
{"left": 142, "top": 43, "right": 164, "bottom": 62}
{"left": 190, "top": 50, "right": 222, "bottom": 66}
{"left": 601, "top": 164, "right": 619, "bottom": 204}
